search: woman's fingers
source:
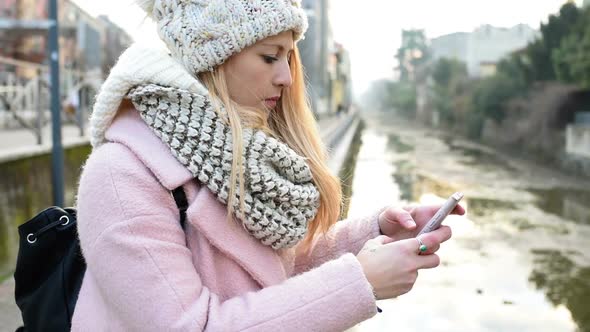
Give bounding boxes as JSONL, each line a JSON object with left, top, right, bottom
{"left": 404, "top": 237, "right": 442, "bottom": 269}
{"left": 381, "top": 207, "right": 417, "bottom": 229}
{"left": 422, "top": 244, "right": 440, "bottom": 255}
{"left": 417, "top": 254, "right": 441, "bottom": 269}
{"left": 452, "top": 204, "right": 466, "bottom": 215}
{"left": 359, "top": 227, "right": 453, "bottom": 300}
{"left": 419, "top": 226, "right": 452, "bottom": 247}
{"left": 391, "top": 226, "right": 452, "bottom": 257}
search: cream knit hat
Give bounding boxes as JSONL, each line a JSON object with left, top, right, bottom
{"left": 136, "top": 0, "right": 308, "bottom": 75}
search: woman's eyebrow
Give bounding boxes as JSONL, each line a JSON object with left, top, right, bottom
{"left": 260, "top": 43, "right": 294, "bottom": 52}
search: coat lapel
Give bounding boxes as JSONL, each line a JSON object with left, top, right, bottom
{"left": 186, "top": 188, "right": 287, "bottom": 288}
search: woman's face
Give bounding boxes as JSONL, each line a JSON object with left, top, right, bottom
{"left": 224, "top": 30, "right": 294, "bottom": 110}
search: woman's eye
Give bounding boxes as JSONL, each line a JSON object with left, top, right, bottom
{"left": 262, "top": 55, "right": 278, "bottom": 64}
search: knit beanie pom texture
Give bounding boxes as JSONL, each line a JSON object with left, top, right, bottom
{"left": 136, "top": 0, "right": 308, "bottom": 75}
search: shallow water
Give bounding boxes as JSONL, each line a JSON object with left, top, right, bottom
{"left": 347, "top": 113, "right": 590, "bottom": 332}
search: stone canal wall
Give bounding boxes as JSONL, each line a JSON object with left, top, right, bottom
{"left": 0, "top": 143, "right": 90, "bottom": 279}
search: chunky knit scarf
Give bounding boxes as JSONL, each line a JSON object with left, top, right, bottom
{"left": 127, "top": 84, "right": 320, "bottom": 249}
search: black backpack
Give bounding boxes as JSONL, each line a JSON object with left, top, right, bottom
{"left": 14, "top": 187, "right": 188, "bottom": 332}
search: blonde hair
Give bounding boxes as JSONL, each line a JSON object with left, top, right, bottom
{"left": 198, "top": 46, "right": 342, "bottom": 252}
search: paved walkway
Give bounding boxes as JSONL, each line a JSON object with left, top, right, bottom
{"left": 0, "top": 279, "right": 17, "bottom": 332}
{"left": 0, "top": 112, "right": 358, "bottom": 331}
{"left": 0, "top": 124, "right": 88, "bottom": 163}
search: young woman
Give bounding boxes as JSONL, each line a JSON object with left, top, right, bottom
{"left": 72, "top": 0, "right": 464, "bottom": 330}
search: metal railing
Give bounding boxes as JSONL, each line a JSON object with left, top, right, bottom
{"left": 0, "top": 56, "right": 103, "bottom": 144}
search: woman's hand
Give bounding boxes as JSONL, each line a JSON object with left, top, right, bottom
{"left": 378, "top": 203, "right": 465, "bottom": 242}
{"left": 356, "top": 225, "right": 452, "bottom": 300}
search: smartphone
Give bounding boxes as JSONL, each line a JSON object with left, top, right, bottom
{"left": 417, "top": 192, "right": 464, "bottom": 236}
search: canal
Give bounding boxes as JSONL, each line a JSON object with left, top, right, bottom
{"left": 348, "top": 112, "right": 590, "bottom": 332}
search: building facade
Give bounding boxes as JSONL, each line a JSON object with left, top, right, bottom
{"left": 0, "top": 0, "right": 131, "bottom": 80}
{"left": 332, "top": 42, "right": 352, "bottom": 113}
{"left": 430, "top": 24, "right": 538, "bottom": 77}
{"left": 98, "top": 15, "right": 132, "bottom": 74}
{"left": 299, "top": 0, "right": 335, "bottom": 116}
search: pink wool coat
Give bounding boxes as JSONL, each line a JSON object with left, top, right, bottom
{"left": 71, "top": 107, "right": 382, "bottom": 331}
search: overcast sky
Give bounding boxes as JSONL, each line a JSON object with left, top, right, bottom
{"left": 73, "top": 0, "right": 582, "bottom": 97}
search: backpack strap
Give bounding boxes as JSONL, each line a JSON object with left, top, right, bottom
{"left": 171, "top": 187, "right": 188, "bottom": 230}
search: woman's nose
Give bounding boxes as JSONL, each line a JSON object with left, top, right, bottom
{"left": 273, "top": 60, "right": 293, "bottom": 88}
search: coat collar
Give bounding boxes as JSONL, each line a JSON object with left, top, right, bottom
{"left": 104, "top": 107, "right": 287, "bottom": 287}
{"left": 105, "top": 107, "right": 193, "bottom": 191}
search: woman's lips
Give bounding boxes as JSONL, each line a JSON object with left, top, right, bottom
{"left": 264, "top": 97, "right": 279, "bottom": 109}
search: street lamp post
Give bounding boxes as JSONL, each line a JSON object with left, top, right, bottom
{"left": 48, "top": 0, "right": 64, "bottom": 206}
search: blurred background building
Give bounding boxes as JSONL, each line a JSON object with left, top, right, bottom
{"left": 430, "top": 24, "right": 538, "bottom": 78}
{"left": 299, "top": 0, "right": 352, "bottom": 118}
{"left": 0, "top": 0, "right": 131, "bottom": 81}
{"left": 0, "top": 0, "right": 132, "bottom": 131}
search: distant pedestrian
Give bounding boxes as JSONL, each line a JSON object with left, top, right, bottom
{"left": 72, "top": 1, "right": 464, "bottom": 330}
{"left": 64, "top": 90, "right": 79, "bottom": 117}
